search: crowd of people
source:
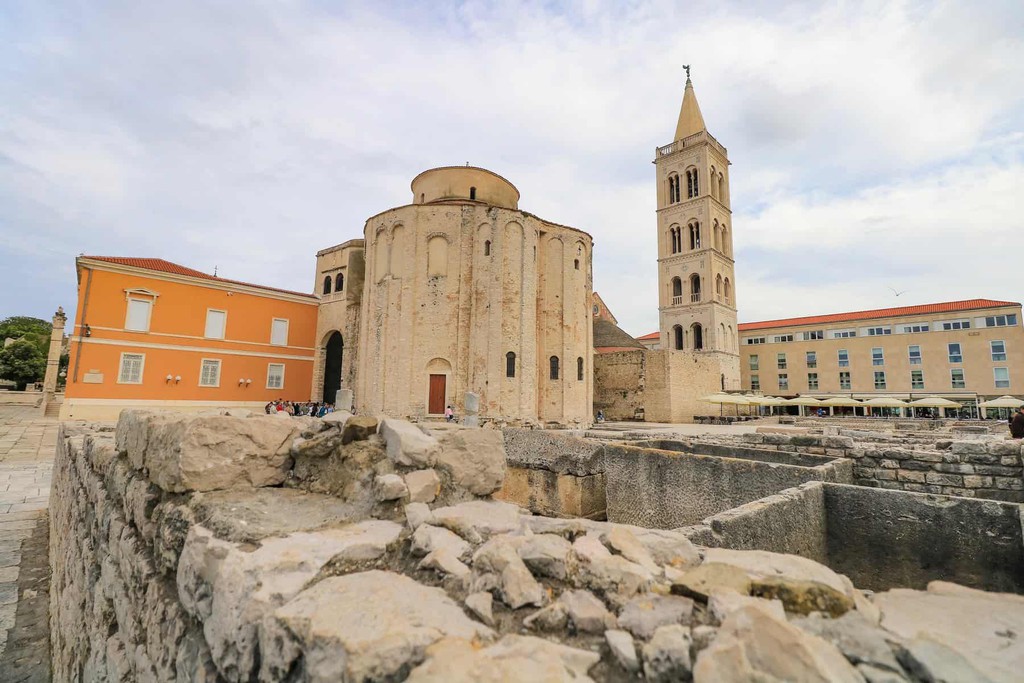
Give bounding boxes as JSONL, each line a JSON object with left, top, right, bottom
{"left": 264, "top": 399, "right": 336, "bottom": 418}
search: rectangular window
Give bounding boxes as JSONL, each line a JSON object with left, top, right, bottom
{"left": 908, "top": 345, "right": 922, "bottom": 365}
{"left": 117, "top": 353, "right": 145, "bottom": 384}
{"left": 805, "top": 351, "right": 817, "bottom": 369}
{"left": 903, "top": 323, "right": 929, "bottom": 333}
{"left": 749, "top": 355, "right": 759, "bottom": 371}
{"left": 985, "top": 314, "right": 1018, "bottom": 328}
{"left": 205, "top": 309, "right": 227, "bottom": 339}
{"left": 872, "top": 347, "right": 884, "bottom": 366}
{"left": 745, "top": 337, "right": 765, "bottom": 345}
{"left": 942, "top": 320, "right": 970, "bottom": 330}
{"left": 874, "top": 371, "right": 886, "bottom": 390}
{"left": 951, "top": 368, "right": 966, "bottom": 389}
{"left": 867, "top": 327, "right": 891, "bottom": 336}
{"left": 911, "top": 369, "right": 924, "bottom": 389}
{"left": 125, "top": 299, "right": 152, "bottom": 332}
{"left": 948, "top": 343, "right": 962, "bottom": 364}
{"left": 994, "top": 367, "right": 1010, "bottom": 389}
{"left": 778, "top": 373, "right": 789, "bottom": 391}
{"left": 839, "top": 371, "right": 851, "bottom": 390}
{"left": 834, "top": 330, "right": 857, "bottom": 338}
{"left": 270, "top": 318, "right": 289, "bottom": 346}
{"left": 838, "top": 349, "right": 849, "bottom": 367}
{"left": 803, "top": 330, "right": 824, "bottom": 340}
{"left": 807, "top": 372, "right": 819, "bottom": 390}
{"left": 750, "top": 374, "right": 760, "bottom": 391}
{"left": 199, "top": 359, "right": 221, "bottom": 387}
{"left": 777, "top": 353, "right": 787, "bottom": 370}
{"left": 773, "top": 334, "right": 794, "bottom": 343}
{"left": 991, "top": 340, "right": 1006, "bottom": 362}
{"left": 267, "top": 363, "right": 285, "bottom": 389}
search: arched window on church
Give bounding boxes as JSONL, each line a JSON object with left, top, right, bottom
{"left": 720, "top": 323, "right": 726, "bottom": 349}
{"left": 506, "top": 352, "right": 516, "bottom": 378}
{"left": 718, "top": 172, "right": 725, "bottom": 202}
{"left": 549, "top": 356, "right": 560, "bottom": 380}
{"left": 688, "top": 222, "right": 701, "bottom": 250}
{"left": 724, "top": 277, "right": 732, "bottom": 303}
{"left": 335, "top": 272, "right": 344, "bottom": 292}
{"left": 690, "top": 273, "right": 701, "bottom": 302}
{"left": 713, "top": 220, "right": 721, "bottom": 251}
{"left": 574, "top": 258, "right": 580, "bottom": 270}
{"left": 692, "top": 323, "right": 704, "bottom": 350}
{"left": 709, "top": 166, "right": 717, "bottom": 200}
{"left": 673, "top": 325, "right": 684, "bottom": 350}
{"left": 577, "top": 357, "right": 584, "bottom": 381}
{"left": 669, "top": 225, "right": 682, "bottom": 254}
{"left": 322, "top": 276, "right": 332, "bottom": 295}
{"left": 671, "top": 277, "right": 683, "bottom": 305}
{"left": 716, "top": 274, "right": 723, "bottom": 297}
{"left": 721, "top": 225, "right": 730, "bottom": 257}
{"left": 686, "top": 168, "right": 699, "bottom": 198}
{"left": 484, "top": 240, "right": 491, "bottom": 256}
{"left": 470, "top": 186, "right": 477, "bottom": 200}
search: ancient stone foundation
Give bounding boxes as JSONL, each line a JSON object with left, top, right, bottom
{"left": 50, "top": 411, "right": 1024, "bottom": 682}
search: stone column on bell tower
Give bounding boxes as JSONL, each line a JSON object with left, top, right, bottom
{"left": 654, "top": 73, "right": 739, "bottom": 360}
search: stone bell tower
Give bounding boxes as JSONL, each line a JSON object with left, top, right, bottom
{"left": 654, "top": 71, "right": 739, "bottom": 359}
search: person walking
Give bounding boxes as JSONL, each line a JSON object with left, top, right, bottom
{"left": 444, "top": 405, "right": 454, "bottom": 423}
{"left": 1010, "top": 406, "right": 1024, "bottom": 439}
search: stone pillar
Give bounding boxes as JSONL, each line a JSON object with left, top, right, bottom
{"left": 463, "top": 391, "right": 480, "bottom": 427}
{"left": 335, "top": 389, "right": 354, "bottom": 414}
{"left": 40, "top": 306, "right": 67, "bottom": 416}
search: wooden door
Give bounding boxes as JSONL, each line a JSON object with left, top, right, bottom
{"left": 428, "top": 374, "right": 446, "bottom": 415}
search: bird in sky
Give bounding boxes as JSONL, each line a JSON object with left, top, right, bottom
{"left": 888, "top": 287, "right": 907, "bottom": 297}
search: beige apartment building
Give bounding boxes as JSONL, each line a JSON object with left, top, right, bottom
{"left": 736, "top": 299, "right": 1024, "bottom": 409}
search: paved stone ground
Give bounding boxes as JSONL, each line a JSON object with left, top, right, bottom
{"left": 0, "top": 407, "right": 58, "bottom": 680}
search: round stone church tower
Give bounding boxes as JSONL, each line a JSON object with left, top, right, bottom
{"left": 355, "top": 166, "right": 593, "bottom": 425}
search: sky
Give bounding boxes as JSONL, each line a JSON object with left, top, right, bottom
{"left": 2, "top": 0, "right": 1023, "bottom": 338}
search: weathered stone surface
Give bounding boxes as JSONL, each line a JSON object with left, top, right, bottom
{"left": 603, "top": 525, "right": 659, "bottom": 572}
{"left": 188, "top": 488, "right": 358, "bottom": 543}
{"left": 260, "top": 571, "right": 493, "bottom": 682}
{"left": 524, "top": 602, "right": 569, "bottom": 631}
{"left": 642, "top": 624, "right": 692, "bottom": 683}
{"left": 290, "top": 427, "right": 344, "bottom": 459}
{"left": 899, "top": 635, "right": 993, "bottom": 683}
{"left": 375, "top": 473, "right": 408, "bottom": 501}
{"left": 406, "top": 635, "right": 600, "bottom": 682}
{"left": 709, "top": 592, "right": 784, "bottom": 624}
{"left": 670, "top": 562, "right": 751, "bottom": 602}
{"left": 341, "top": 415, "right": 378, "bottom": 444}
{"left": 703, "top": 548, "right": 855, "bottom": 616}
{"left": 405, "top": 468, "right": 440, "bottom": 504}
{"left": 617, "top": 594, "right": 694, "bottom": 639}
{"left": 560, "top": 589, "right": 616, "bottom": 633}
{"left": 519, "top": 533, "right": 573, "bottom": 580}
{"left": 404, "top": 502, "right": 433, "bottom": 530}
{"left": 465, "top": 591, "right": 495, "bottom": 627}
{"left": 875, "top": 583, "right": 1024, "bottom": 683}
{"left": 793, "top": 612, "right": 905, "bottom": 679}
{"left": 418, "top": 548, "right": 471, "bottom": 579}
{"left": 430, "top": 500, "right": 524, "bottom": 543}
{"left": 473, "top": 536, "right": 546, "bottom": 609}
{"left": 605, "top": 629, "right": 640, "bottom": 672}
{"left": 572, "top": 533, "right": 653, "bottom": 596}
{"left": 694, "top": 603, "right": 864, "bottom": 682}
{"left": 432, "top": 427, "right": 507, "bottom": 496}
{"left": 411, "top": 524, "right": 471, "bottom": 561}
{"left": 379, "top": 418, "right": 441, "bottom": 467}
{"left": 320, "top": 409, "right": 352, "bottom": 425}
{"left": 628, "top": 526, "right": 701, "bottom": 569}
{"left": 131, "top": 413, "right": 302, "bottom": 492}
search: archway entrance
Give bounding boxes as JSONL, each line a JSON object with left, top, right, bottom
{"left": 323, "top": 332, "right": 343, "bottom": 404}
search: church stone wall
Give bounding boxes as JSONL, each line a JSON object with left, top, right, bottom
{"left": 311, "top": 242, "right": 364, "bottom": 402}
{"left": 355, "top": 174, "right": 593, "bottom": 425}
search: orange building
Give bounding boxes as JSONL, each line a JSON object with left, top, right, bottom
{"left": 62, "top": 257, "right": 319, "bottom": 420}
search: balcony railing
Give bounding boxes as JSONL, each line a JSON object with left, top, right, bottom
{"left": 656, "top": 130, "right": 729, "bottom": 159}
{"left": 672, "top": 295, "right": 683, "bottom": 305}
{"left": 691, "top": 293, "right": 701, "bottom": 303}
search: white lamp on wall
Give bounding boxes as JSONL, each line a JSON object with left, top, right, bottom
{"left": 166, "top": 374, "right": 173, "bottom": 383}
{"left": 174, "top": 376, "right": 181, "bottom": 383}
{"left": 238, "top": 378, "right": 245, "bottom": 386}
{"left": 245, "top": 378, "right": 252, "bottom": 385}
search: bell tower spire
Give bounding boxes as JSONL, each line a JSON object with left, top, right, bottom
{"left": 653, "top": 70, "right": 739, "bottom": 384}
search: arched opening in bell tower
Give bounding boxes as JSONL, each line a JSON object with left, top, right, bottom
{"left": 323, "top": 332, "right": 343, "bottom": 404}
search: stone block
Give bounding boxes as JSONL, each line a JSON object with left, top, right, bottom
{"left": 951, "top": 441, "right": 988, "bottom": 455}
{"left": 897, "top": 470, "right": 926, "bottom": 483}
{"left": 464, "top": 392, "right": 480, "bottom": 415}
{"left": 925, "top": 473, "right": 962, "bottom": 486}
{"left": 934, "top": 463, "right": 975, "bottom": 475}
{"left": 379, "top": 418, "right": 440, "bottom": 468}
{"left": 341, "top": 415, "right": 378, "bottom": 444}
{"left": 879, "top": 459, "right": 899, "bottom": 469}
{"left": 334, "top": 388, "right": 354, "bottom": 413}
{"left": 432, "top": 428, "right": 506, "bottom": 496}
{"left": 404, "top": 469, "right": 440, "bottom": 503}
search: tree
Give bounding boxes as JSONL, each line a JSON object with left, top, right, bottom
{"left": 0, "top": 316, "right": 51, "bottom": 357}
{"left": 0, "top": 339, "right": 46, "bottom": 391}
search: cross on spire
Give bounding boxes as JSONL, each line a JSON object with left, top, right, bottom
{"left": 683, "top": 64, "right": 691, "bottom": 80}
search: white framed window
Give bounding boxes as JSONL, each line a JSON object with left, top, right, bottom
{"left": 807, "top": 372, "right": 819, "bottom": 390}
{"left": 777, "top": 353, "right": 787, "bottom": 370}
{"left": 778, "top": 373, "right": 789, "bottom": 390}
{"left": 951, "top": 368, "right": 966, "bottom": 389}
{"left": 942, "top": 319, "right": 970, "bottom": 331}
{"left": 867, "top": 327, "right": 891, "bottom": 336}
{"left": 806, "top": 351, "right": 817, "bottom": 368}
{"left": 199, "top": 359, "right": 221, "bottom": 387}
{"left": 270, "top": 318, "right": 289, "bottom": 346}
{"left": 838, "top": 349, "right": 850, "bottom": 367}
{"left": 839, "top": 371, "right": 851, "bottom": 390}
{"left": 991, "top": 340, "right": 1006, "bottom": 362}
{"left": 749, "top": 355, "right": 759, "bottom": 370}
{"left": 267, "top": 363, "right": 285, "bottom": 389}
{"left": 773, "top": 334, "right": 794, "bottom": 343}
{"left": 874, "top": 371, "right": 887, "bottom": 390}
{"left": 872, "top": 347, "right": 884, "bottom": 366}
{"left": 833, "top": 329, "right": 857, "bottom": 338}
{"left": 903, "top": 323, "right": 929, "bottom": 333}
{"left": 125, "top": 299, "right": 152, "bottom": 332}
{"left": 985, "top": 314, "right": 1017, "bottom": 328}
{"left": 911, "top": 370, "right": 924, "bottom": 389}
{"left": 803, "top": 330, "right": 824, "bottom": 340}
{"left": 994, "top": 367, "right": 1010, "bottom": 389}
{"left": 908, "top": 345, "right": 922, "bottom": 365}
{"left": 948, "top": 343, "right": 963, "bottom": 364}
{"left": 205, "top": 309, "right": 227, "bottom": 339}
{"left": 750, "top": 374, "right": 760, "bottom": 391}
{"left": 117, "top": 353, "right": 145, "bottom": 384}
{"left": 745, "top": 337, "right": 765, "bottom": 345}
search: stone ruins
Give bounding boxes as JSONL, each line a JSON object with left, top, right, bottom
{"left": 50, "top": 410, "right": 1024, "bottom": 681}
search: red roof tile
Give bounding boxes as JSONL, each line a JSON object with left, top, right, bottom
{"left": 636, "top": 332, "right": 660, "bottom": 341}
{"left": 82, "top": 256, "right": 317, "bottom": 299}
{"left": 738, "top": 299, "right": 1020, "bottom": 332}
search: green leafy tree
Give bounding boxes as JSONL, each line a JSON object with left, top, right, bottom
{"left": 0, "top": 317, "right": 51, "bottom": 357}
{"left": 0, "top": 339, "right": 46, "bottom": 391}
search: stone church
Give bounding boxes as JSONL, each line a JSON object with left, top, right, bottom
{"left": 62, "top": 75, "right": 735, "bottom": 425}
